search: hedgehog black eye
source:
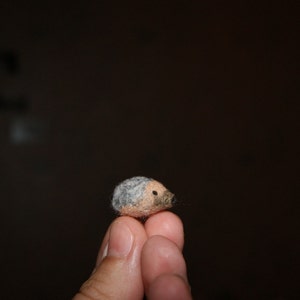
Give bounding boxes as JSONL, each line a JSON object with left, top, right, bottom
{"left": 152, "top": 190, "right": 158, "bottom": 195}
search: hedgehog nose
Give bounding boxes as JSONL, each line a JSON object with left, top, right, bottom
{"left": 171, "top": 196, "right": 177, "bottom": 204}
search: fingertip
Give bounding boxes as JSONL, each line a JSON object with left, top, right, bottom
{"left": 145, "top": 211, "right": 184, "bottom": 250}
{"left": 95, "top": 216, "right": 147, "bottom": 268}
{"left": 83, "top": 216, "right": 148, "bottom": 300}
{"left": 115, "top": 216, "right": 147, "bottom": 240}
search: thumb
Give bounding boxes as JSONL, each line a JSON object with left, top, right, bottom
{"left": 73, "top": 217, "right": 147, "bottom": 300}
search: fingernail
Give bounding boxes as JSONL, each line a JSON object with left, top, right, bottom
{"left": 108, "top": 221, "right": 133, "bottom": 258}
{"left": 101, "top": 242, "right": 109, "bottom": 260}
{"left": 92, "top": 242, "right": 108, "bottom": 274}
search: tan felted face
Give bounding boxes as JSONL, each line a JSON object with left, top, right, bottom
{"left": 120, "top": 180, "right": 175, "bottom": 217}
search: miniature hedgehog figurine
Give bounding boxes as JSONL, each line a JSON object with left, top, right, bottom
{"left": 112, "top": 176, "right": 176, "bottom": 218}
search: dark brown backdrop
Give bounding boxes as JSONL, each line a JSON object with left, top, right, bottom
{"left": 0, "top": 1, "right": 298, "bottom": 299}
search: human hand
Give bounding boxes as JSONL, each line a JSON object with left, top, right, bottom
{"left": 73, "top": 211, "right": 192, "bottom": 300}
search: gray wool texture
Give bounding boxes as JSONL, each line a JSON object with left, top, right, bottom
{"left": 112, "top": 176, "right": 152, "bottom": 211}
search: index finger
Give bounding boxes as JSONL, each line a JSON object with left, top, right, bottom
{"left": 144, "top": 211, "right": 184, "bottom": 250}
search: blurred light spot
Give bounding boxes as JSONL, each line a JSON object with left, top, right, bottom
{"left": 10, "top": 118, "right": 45, "bottom": 144}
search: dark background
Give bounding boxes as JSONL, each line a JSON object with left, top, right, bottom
{"left": 0, "top": 1, "right": 298, "bottom": 299}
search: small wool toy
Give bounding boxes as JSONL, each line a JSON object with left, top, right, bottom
{"left": 112, "top": 176, "right": 176, "bottom": 218}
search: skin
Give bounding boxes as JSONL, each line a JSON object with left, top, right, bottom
{"left": 73, "top": 211, "right": 192, "bottom": 300}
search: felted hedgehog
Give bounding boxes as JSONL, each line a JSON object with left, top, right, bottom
{"left": 112, "top": 176, "right": 176, "bottom": 218}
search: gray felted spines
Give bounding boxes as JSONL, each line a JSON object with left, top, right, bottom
{"left": 112, "top": 176, "right": 152, "bottom": 212}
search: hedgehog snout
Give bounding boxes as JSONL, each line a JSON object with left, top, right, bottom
{"left": 162, "top": 190, "right": 175, "bottom": 206}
